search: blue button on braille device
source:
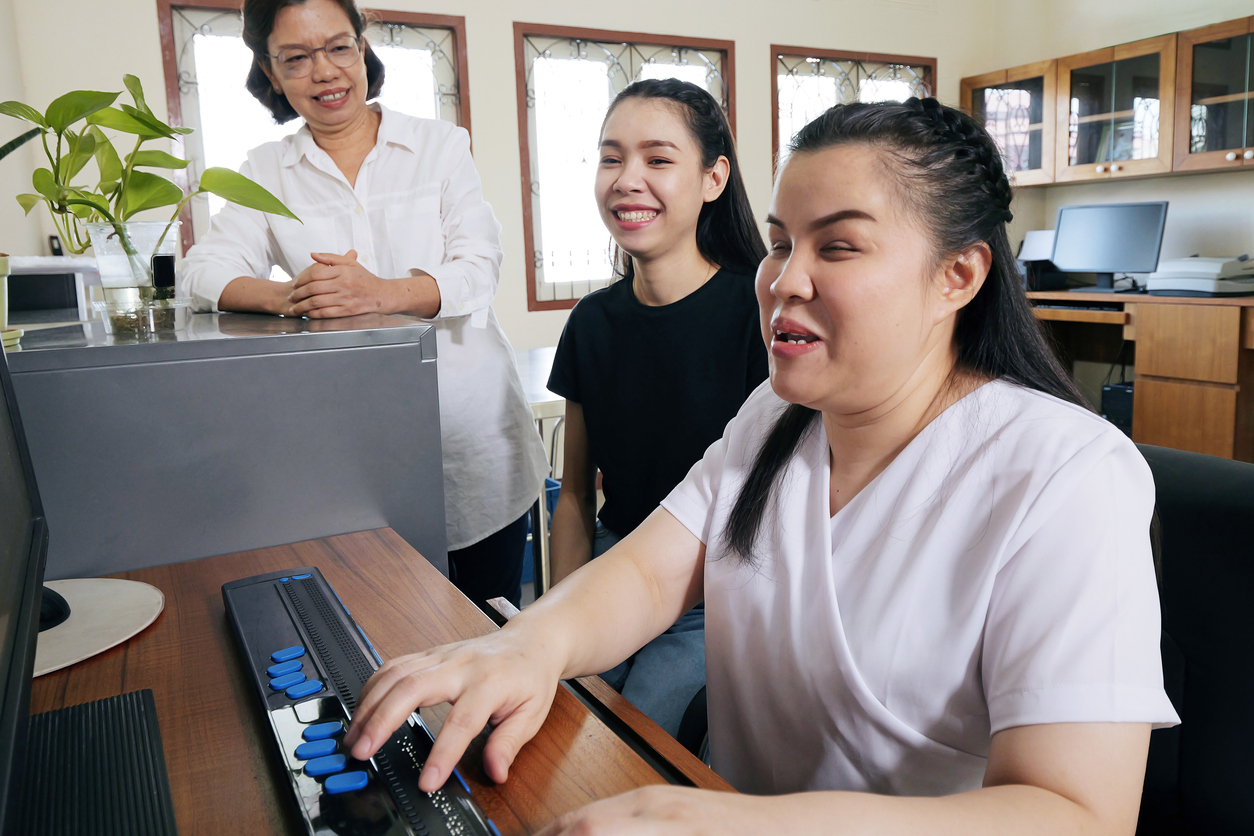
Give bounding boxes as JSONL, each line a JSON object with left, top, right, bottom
{"left": 304, "top": 754, "right": 347, "bottom": 777}
{"left": 266, "top": 659, "right": 302, "bottom": 678}
{"left": 324, "top": 771, "right": 369, "bottom": 794}
{"left": 279, "top": 577, "right": 290, "bottom": 582}
{"left": 269, "top": 671, "right": 307, "bottom": 691}
{"left": 271, "top": 645, "right": 305, "bottom": 663}
{"left": 286, "top": 679, "right": 324, "bottom": 699}
{"left": 291, "top": 573, "right": 312, "bottom": 580}
{"left": 453, "top": 768, "right": 471, "bottom": 794}
{"left": 295, "top": 738, "right": 338, "bottom": 759}
{"left": 302, "top": 721, "right": 342, "bottom": 741}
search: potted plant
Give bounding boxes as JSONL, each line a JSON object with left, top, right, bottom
{"left": 0, "top": 74, "right": 299, "bottom": 335}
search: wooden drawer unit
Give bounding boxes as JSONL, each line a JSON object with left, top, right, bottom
{"left": 1134, "top": 303, "right": 1241, "bottom": 384}
{"left": 1133, "top": 377, "right": 1239, "bottom": 458}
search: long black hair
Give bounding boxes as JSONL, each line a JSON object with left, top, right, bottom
{"left": 723, "top": 97, "right": 1086, "bottom": 563}
{"left": 601, "top": 78, "right": 766, "bottom": 281}
{"left": 242, "top": 0, "right": 385, "bottom": 124}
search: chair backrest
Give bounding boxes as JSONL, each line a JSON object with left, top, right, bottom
{"left": 1136, "top": 444, "right": 1254, "bottom": 835}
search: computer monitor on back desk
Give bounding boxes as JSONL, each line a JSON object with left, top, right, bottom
{"left": 1051, "top": 201, "right": 1168, "bottom": 292}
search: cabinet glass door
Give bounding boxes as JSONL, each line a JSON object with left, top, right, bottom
{"left": 1190, "top": 34, "right": 1251, "bottom": 155}
{"left": 1069, "top": 54, "right": 1162, "bottom": 166}
{"left": 974, "top": 76, "right": 1046, "bottom": 173}
{"left": 1068, "top": 61, "right": 1116, "bottom": 166}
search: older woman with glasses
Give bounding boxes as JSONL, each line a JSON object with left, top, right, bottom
{"left": 181, "top": 0, "right": 547, "bottom": 611}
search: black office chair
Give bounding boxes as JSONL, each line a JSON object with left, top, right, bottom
{"left": 1136, "top": 444, "right": 1254, "bottom": 835}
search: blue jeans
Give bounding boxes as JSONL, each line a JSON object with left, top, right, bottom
{"left": 592, "top": 521, "right": 706, "bottom": 738}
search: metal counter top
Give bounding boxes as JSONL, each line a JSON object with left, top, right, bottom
{"left": 7, "top": 311, "right": 436, "bottom": 372}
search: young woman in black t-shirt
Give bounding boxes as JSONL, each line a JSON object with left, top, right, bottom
{"left": 545, "top": 79, "right": 768, "bottom": 738}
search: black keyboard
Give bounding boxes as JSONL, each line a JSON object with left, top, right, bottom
{"left": 223, "top": 567, "right": 500, "bottom": 836}
{"left": 1033, "top": 303, "right": 1123, "bottom": 311}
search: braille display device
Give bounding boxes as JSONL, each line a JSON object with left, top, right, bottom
{"left": 223, "top": 567, "right": 501, "bottom": 836}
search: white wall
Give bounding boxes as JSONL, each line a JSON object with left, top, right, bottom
{"left": 3, "top": 0, "right": 1251, "bottom": 345}
{"left": 0, "top": 0, "right": 42, "bottom": 258}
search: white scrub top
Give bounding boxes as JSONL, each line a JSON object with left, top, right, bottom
{"left": 662, "top": 379, "right": 1179, "bottom": 796}
{"left": 182, "top": 105, "right": 547, "bottom": 550}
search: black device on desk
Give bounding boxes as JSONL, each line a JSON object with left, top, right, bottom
{"left": 0, "top": 349, "right": 178, "bottom": 835}
{"left": 223, "top": 568, "right": 500, "bottom": 836}
{"left": 1052, "top": 201, "right": 1168, "bottom": 292}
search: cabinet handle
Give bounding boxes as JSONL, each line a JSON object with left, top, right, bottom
{"left": 1245, "top": 150, "right": 1254, "bottom": 160}
{"left": 1110, "top": 163, "right": 1121, "bottom": 172}
{"left": 1095, "top": 165, "right": 1106, "bottom": 173}
{"left": 1227, "top": 151, "right": 1238, "bottom": 162}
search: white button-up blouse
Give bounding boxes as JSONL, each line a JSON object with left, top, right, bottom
{"left": 181, "top": 105, "right": 547, "bottom": 550}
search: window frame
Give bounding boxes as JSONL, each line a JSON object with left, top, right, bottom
{"left": 513, "top": 22, "right": 737, "bottom": 312}
{"left": 156, "top": 0, "right": 471, "bottom": 253}
{"left": 770, "top": 45, "right": 936, "bottom": 172}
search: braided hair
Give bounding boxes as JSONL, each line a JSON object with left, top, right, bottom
{"left": 723, "top": 97, "right": 1086, "bottom": 564}
{"left": 601, "top": 78, "right": 766, "bottom": 281}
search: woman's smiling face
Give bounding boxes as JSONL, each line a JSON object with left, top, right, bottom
{"left": 757, "top": 144, "right": 972, "bottom": 417}
{"left": 263, "top": 0, "right": 369, "bottom": 132}
{"left": 595, "top": 98, "right": 726, "bottom": 264}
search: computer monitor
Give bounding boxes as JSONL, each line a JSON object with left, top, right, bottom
{"left": 1051, "top": 201, "right": 1168, "bottom": 291}
{"left": 0, "top": 349, "right": 49, "bottom": 834}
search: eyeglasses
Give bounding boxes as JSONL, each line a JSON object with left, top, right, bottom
{"left": 269, "top": 35, "right": 362, "bottom": 79}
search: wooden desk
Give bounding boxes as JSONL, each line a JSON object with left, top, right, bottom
{"left": 1029, "top": 292, "right": 1254, "bottom": 461}
{"left": 30, "top": 529, "right": 730, "bottom": 834}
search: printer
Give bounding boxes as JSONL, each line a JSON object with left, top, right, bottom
{"left": 1147, "top": 255, "right": 1254, "bottom": 297}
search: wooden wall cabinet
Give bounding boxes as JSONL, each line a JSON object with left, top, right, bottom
{"left": 1055, "top": 34, "right": 1177, "bottom": 182}
{"left": 961, "top": 60, "right": 1056, "bottom": 186}
{"left": 1173, "top": 17, "right": 1254, "bottom": 173}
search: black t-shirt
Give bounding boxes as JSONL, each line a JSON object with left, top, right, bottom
{"left": 548, "top": 269, "right": 768, "bottom": 538}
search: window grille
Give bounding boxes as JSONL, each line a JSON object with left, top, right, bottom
{"left": 166, "top": 5, "right": 466, "bottom": 249}
{"left": 517, "top": 27, "right": 732, "bottom": 310}
{"left": 774, "top": 49, "right": 933, "bottom": 163}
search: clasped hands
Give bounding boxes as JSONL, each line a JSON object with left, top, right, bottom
{"left": 285, "top": 249, "right": 395, "bottom": 318}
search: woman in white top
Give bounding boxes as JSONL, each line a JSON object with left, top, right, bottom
{"left": 181, "top": 0, "right": 547, "bottom": 608}
{"left": 344, "top": 98, "right": 1178, "bottom": 833}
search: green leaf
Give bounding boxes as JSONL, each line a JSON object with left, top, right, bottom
{"left": 88, "top": 127, "right": 123, "bottom": 183}
{"left": 31, "top": 168, "right": 59, "bottom": 200}
{"left": 120, "top": 170, "right": 183, "bottom": 219}
{"left": 127, "top": 149, "right": 189, "bottom": 169}
{"left": 65, "top": 188, "right": 111, "bottom": 219}
{"left": 16, "top": 194, "right": 44, "bottom": 215}
{"left": 44, "top": 90, "right": 120, "bottom": 133}
{"left": 86, "top": 106, "right": 165, "bottom": 137}
{"left": 58, "top": 130, "right": 97, "bottom": 181}
{"left": 0, "top": 101, "right": 48, "bottom": 127}
{"left": 0, "top": 127, "right": 39, "bottom": 163}
{"left": 123, "top": 75, "right": 151, "bottom": 116}
{"left": 119, "top": 105, "right": 179, "bottom": 139}
{"left": 199, "top": 167, "right": 300, "bottom": 221}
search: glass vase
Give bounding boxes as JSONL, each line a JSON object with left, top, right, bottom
{"left": 86, "top": 222, "right": 185, "bottom": 336}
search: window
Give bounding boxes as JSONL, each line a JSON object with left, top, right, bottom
{"left": 515, "top": 24, "right": 735, "bottom": 311}
{"left": 157, "top": 1, "right": 470, "bottom": 254}
{"left": 772, "top": 47, "right": 934, "bottom": 167}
